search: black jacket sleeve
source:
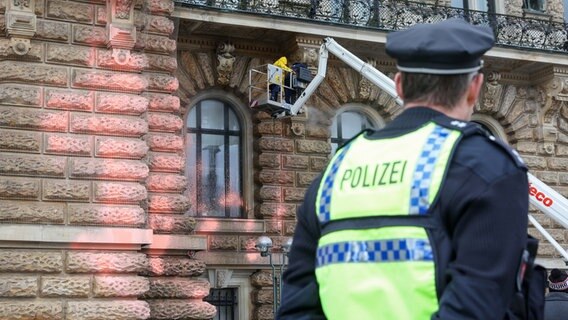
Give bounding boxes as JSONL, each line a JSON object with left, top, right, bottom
{"left": 277, "top": 176, "right": 326, "bottom": 320}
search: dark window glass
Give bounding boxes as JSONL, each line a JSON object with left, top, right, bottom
{"left": 205, "top": 288, "right": 238, "bottom": 320}
{"left": 523, "top": 0, "right": 545, "bottom": 11}
{"left": 186, "top": 99, "right": 243, "bottom": 218}
{"left": 330, "top": 110, "right": 376, "bottom": 154}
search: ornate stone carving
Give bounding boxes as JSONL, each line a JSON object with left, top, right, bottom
{"left": 538, "top": 72, "right": 567, "bottom": 153}
{"left": 115, "top": 0, "right": 134, "bottom": 19}
{"left": 359, "top": 59, "right": 375, "bottom": 100}
{"left": 5, "top": 0, "right": 36, "bottom": 55}
{"left": 216, "top": 269, "right": 233, "bottom": 288}
{"left": 480, "top": 71, "right": 503, "bottom": 113}
{"left": 217, "top": 42, "right": 235, "bottom": 86}
{"left": 106, "top": 0, "right": 136, "bottom": 64}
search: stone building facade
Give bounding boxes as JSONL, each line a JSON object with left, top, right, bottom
{"left": 1, "top": 0, "right": 568, "bottom": 319}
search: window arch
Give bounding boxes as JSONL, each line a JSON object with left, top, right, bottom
{"left": 186, "top": 92, "right": 252, "bottom": 218}
{"left": 471, "top": 114, "right": 508, "bottom": 142}
{"left": 330, "top": 104, "right": 384, "bottom": 154}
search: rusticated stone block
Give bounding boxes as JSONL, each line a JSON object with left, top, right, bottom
{"left": 41, "top": 276, "right": 90, "bottom": 297}
{"left": 36, "top": 20, "right": 70, "bottom": 42}
{"left": 147, "top": 300, "right": 216, "bottom": 320}
{"left": 522, "top": 155, "right": 547, "bottom": 170}
{"left": 209, "top": 235, "right": 238, "bottom": 251}
{"left": 97, "top": 49, "right": 148, "bottom": 71}
{"left": 95, "top": 6, "right": 106, "bottom": 24}
{"left": 310, "top": 156, "right": 328, "bottom": 171}
{"left": 148, "top": 194, "right": 190, "bottom": 213}
{"left": 45, "top": 133, "right": 91, "bottom": 155}
{"left": 548, "top": 158, "right": 568, "bottom": 170}
{"left": 69, "top": 204, "right": 145, "bottom": 226}
{"left": 147, "top": 113, "right": 183, "bottom": 132}
{"left": 283, "top": 155, "right": 309, "bottom": 169}
{"left": 0, "top": 84, "right": 41, "bottom": 107}
{"left": 70, "top": 114, "right": 148, "bottom": 137}
{"left": 147, "top": 152, "right": 184, "bottom": 172}
{"left": 146, "top": 73, "right": 178, "bottom": 92}
{"left": 0, "top": 153, "right": 66, "bottom": 177}
{"left": 146, "top": 54, "right": 177, "bottom": 73}
{"left": 256, "top": 203, "right": 296, "bottom": 218}
{"left": 94, "top": 181, "right": 147, "bottom": 203}
{"left": 284, "top": 221, "right": 296, "bottom": 235}
{"left": 253, "top": 288, "right": 274, "bottom": 304}
{"left": 254, "top": 304, "right": 274, "bottom": 320}
{"left": 148, "top": 214, "right": 196, "bottom": 233}
{"left": 0, "top": 39, "right": 42, "bottom": 61}
{"left": 66, "top": 251, "right": 148, "bottom": 273}
{"left": 0, "top": 200, "right": 65, "bottom": 223}
{"left": 306, "top": 125, "right": 329, "bottom": 139}
{"left": 283, "top": 187, "right": 307, "bottom": 202}
{"left": 256, "top": 170, "right": 294, "bottom": 185}
{"left": 146, "top": 0, "right": 175, "bottom": 15}
{"left": 46, "top": 44, "right": 95, "bottom": 67}
{"left": 93, "top": 276, "right": 149, "bottom": 297}
{"left": 146, "top": 133, "right": 183, "bottom": 152}
{"left": 255, "top": 121, "right": 283, "bottom": 135}
{"left": 0, "top": 177, "right": 40, "bottom": 199}
{"left": 73, "top": 69, "right": 148, "bottom": 92}
{"left": 257, "top": 138, "right": 294, "bottom": 152}
{"left": 0, "top": 276, "right": 37, "bottom": 297}
{"left": 144, "top": 257, "right": 205, "bottom": 277}
{"left": 43, "top": 179, "right": 90, "bottom": 201}
{"left": 146, "top": 174, "right": 187, "bottom": 193}
{"left": 96, "top": 92, "right": 149, "bottom": 115}
{"left": 265, "top": 220, "right": 282, "bottom": 234}
{"left": 0, "top": 61, "right": 68, "bottom": 87}
{"left": 146, "top": 93, "right": 180, "bottom": 113}
{"left": 0, "top": 251, "right": 63, "bottom": 273}
{"left": 67, "top": 301, "right": 150, "bottom": 319}
{"left": 0, "top": 301, "right": 63, "bottom": 319}
{"left": 257, "top": 153, "right": 281, "bottom": 168}
{"left": 259, "top": 186, "right": 281, "bottom": 201}
{"left": 46, "top": 89, "right": 94, "bottom": 111}
{"left": 73, "top": 25, "right": 106, "bottom": 46}
{"left": 146, "top": 15, "right": 175, "bottom": 35}
{"left": 47, "top": 0, "right": 94, "bottom": 23}
{"left": 96, "top": 136, "right": 148, "bottom": 158}
{"left": 0, "top": 129, "right": 41, "bottom": 152}
{"left": 144, "top": 278, "right": 210, "bottom": 299}
{"left": 251, "top": 270, "right": 272, "bottom": 287}
{"left": 296, "top": 140, "right": 331, "bottom": 154}
{"left": 0, "top": 107, "right": 68, "bottom": 132}
{"left": 297, "top": 172, "right": 319, "bottom": 186}
{"left": 137, "top": 34, "right": 176, "bottom": 54}
{"left": 70, "top": 158, "right": 149, "bottom": 181}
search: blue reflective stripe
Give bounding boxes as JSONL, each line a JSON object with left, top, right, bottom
{"left": 318, "top": 144, "right": 353, "bottom": 223}
{"left": 316, "top": 238, "right": 433, "bottom": 267}
{"left": 409, "top": 125, "right": 451, "bottom": 215}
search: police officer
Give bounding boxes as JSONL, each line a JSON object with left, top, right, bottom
{"left": 277, "top": 19, "right": 530, "bottom": 319}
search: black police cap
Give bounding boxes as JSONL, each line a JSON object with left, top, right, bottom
{"left": 386, "top": 19, "right": 495, "bottom": 75}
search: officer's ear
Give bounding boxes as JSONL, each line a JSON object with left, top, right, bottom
{"left": 466, "top": 72, "right": 484, "bottom": 107}
{"left": 394, "top": 72, "right": 405, "bottom": 100}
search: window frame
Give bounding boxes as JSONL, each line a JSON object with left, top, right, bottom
{"left": 471, "top": 114, "right": 508, "bottom": 142}
{"left": 523, "top": 0, "right": 546, "bottom": 12}
{"left": 330, "top": 104, "right": 385, "bottom": 154}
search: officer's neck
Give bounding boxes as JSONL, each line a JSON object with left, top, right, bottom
{"left": 404, "top": 102, "right": 473, "bottom": 121}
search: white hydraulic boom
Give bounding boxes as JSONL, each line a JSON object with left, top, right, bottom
{"left": 263, "top": 37, "right": 568, "bottom": 261}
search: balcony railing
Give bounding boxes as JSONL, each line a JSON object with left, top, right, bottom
{"left": 175, "top": 0, "right": 568, "bottom": 54}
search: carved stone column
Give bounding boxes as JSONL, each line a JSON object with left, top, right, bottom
{"left": 537, "top": 67, "right": 568, "bottom": 155}
{"left": 106, "top": 0, "right": 137, "bottom": 65}
{"left": 5, "top": 0, "right": 37, "bottom": 55}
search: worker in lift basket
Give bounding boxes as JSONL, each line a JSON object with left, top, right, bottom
{"left": 269, "top": 56, "right": 294, "bottom": 103}
{"left": 277, "top": 19, "right": 543, "bottom": 320}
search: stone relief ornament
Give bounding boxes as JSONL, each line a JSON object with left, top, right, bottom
{"left": 116, "top": 0, "right": 135, "bottom": 19}
{"left": 216, "top": 42, "right": 236, "bottom": 86}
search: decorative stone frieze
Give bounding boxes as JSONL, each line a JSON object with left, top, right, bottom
{"left": 0, "top": 176, "right": 40, "bottom": 199}
{"left": 256, "top": 170, "right": 294, "bottom": 185}
{"left": 66, "top": 301, "right": 150, "bottom": 319}
{"left": 0, "top": 84, "right": 41, "bottom": 106}
{"left": 97, "top": 48, "right": 147, "bottom": 71}
{"left": 145, "top": 93, "right": 180, "bottom": 113}
{"left": 0, "top": 129, "right": 41, "bottom": 152}
{"left": 144, "top": 278, "right": 210, "bottom": 299}
{"left": 66, "top": 251, "right": 148, "bottom": 273}
{"left": 72, "top": 69, "right": 148, "bottom": 92}
{"left": 46, "top": 89, "right": 94, "bottom": 111}
{"left": 0, "top": 250, "right": 63, "bottom": 273}
{"left": 43, "top": 179, "right": 90, "bottom": 201}
{"left": 68, "top": 204, "right": 145, "bottom": 226}
{"left": 144, "top": 257, "right": 206, "bottom": 277}
{"left": 35, "top": 20, "right": 69, "bottom": 42}
{"left": 70, "top": 158, "right": 149, "bottom": 181}
{"left": 93, "top": 181, "right": 147, "bottom": 202}
{"left": 47, "top": 0, "right": 94, "bottom": 23}
{"left": 147, "top": 152, "right": 184, "bottom": 172}
{"left": 70, "top": 113, "right": 148, "bottom": 137}
{"left": 0, "top": 276, "right": 37, "bottom": 297}
{"left": 147, "top": 194, "right": 190, "bottom": 213}
{"left": 0, "top": 200, "right": 65, "bottom": 223}
{"left": 217, "top": 42, "right": 235, "bottom": 86}
{"left": 146, "top": 133, "right": 183, "bottom": 152}
{"left": 146, "top": 174, "right": 187, "bottom": 193}
{"left": 0, "top": 61, "right": 68, "bottom": 87}
{"left": 256, "top": 203, "right": 296, "bottom": 218}
{"left": 137, "top": 33, "right": 176, "bottom": 54}
{"left": 93, "top": 275, "right": 149, "bottom": 297}
{"left": 0, "top": 106, "right": 68, "bottom": 132}
{"left": 45, "top": 133, "right": 91, "bottom": 156}
{"left": 46, "top": 43, "right": 94, "bottom": 67}
{"left": 40, "top": 276, "right": 91, "bottom": 297}
{"left": 73, "top": 25, "right": 106, "bottom": 46}
{"left": 146, "top": 53, "right": 177, "bottom": 73}
{"left": 0, "top": 153, "right": 66, "bottom": 177}
{"left": 0, "top": 301, "right": 63, "bottom": 319}
{"left": 95, "top": 136, "right": 149, "bottom": 158}
{"left": 148, "top": 214, "right": 196, "bottom": 233}
{"left": 147, "top": 300, "right": 216, "bottom": 320}
{"left": 146, "top": 0, "right": 175, "bottom": 15}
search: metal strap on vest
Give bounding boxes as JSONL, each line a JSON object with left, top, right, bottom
{"left": 319, "top": 143, "right": 353, "bottom": 223}
{"left": 409, "top": 125, "right": 452, "bottom": 214}
{"left": 317, "top": 238, "right": 433, "bottom": 267}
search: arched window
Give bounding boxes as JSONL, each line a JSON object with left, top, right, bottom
{"left": 186, "top": 98, "right": 243, "bottom": 218}
{"left": 330, "top": 105, "right": 384, "bottom": 154}
{"left": 471, "top": 114, "right": 508, "bottom": 142}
